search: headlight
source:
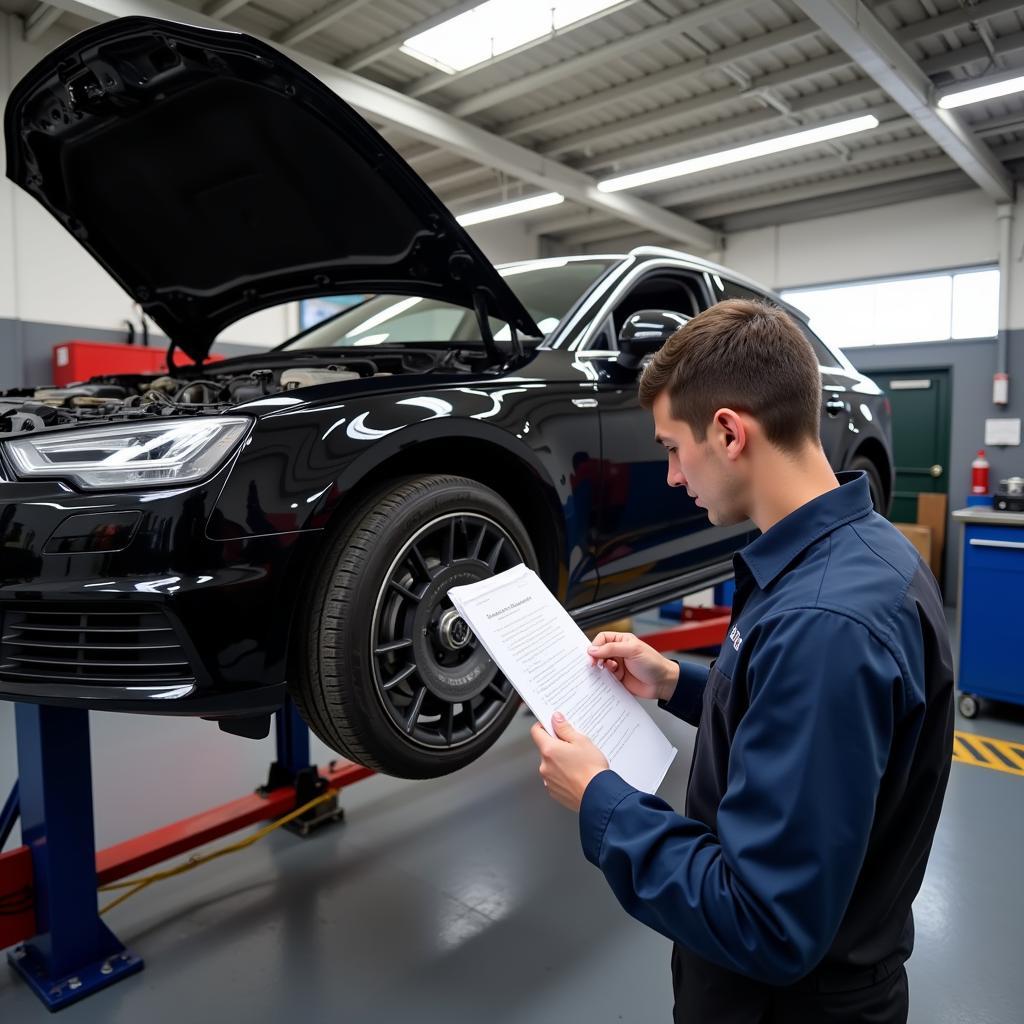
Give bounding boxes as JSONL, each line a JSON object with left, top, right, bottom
{"left": 3, "top": 417, "right": 251, "bottom": 490}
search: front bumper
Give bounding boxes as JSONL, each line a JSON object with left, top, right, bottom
{"left": 0, "top": 458, "right": 320, "bottom": 717}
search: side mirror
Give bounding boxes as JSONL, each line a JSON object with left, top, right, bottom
{"left": 617, "top": 309, "right": 689, "bottom": 368}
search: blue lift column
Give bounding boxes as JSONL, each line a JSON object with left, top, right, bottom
{"left": 260, "top": 696, "right": 343, "bottom": 836}
{"left": 7, "top": 703, "right": 143, "bottom": 1010}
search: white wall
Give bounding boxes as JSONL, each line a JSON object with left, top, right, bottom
{"left": 722, "top": 189, "right": 1024, "bottom": 330}
{"left": 464, "top": 219, "right": 540, "bottom": 265}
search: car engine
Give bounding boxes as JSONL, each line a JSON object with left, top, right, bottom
{"left": 0, "top": 349, "right": 461, "bottom": 435}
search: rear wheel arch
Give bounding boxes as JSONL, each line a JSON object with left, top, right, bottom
{"left": 849, "top": 438, "right": 892, "bottom": 515}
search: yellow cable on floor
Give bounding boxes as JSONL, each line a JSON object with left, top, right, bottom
{"left": 97, "top": 787, "right": 339, "bottom": 915}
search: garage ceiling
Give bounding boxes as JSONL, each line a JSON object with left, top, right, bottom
{"left": 3, "top": 0, "right": 1024, "bottom": 253}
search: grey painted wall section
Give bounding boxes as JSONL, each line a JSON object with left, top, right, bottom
{"left": 849, "top": 331, "right": 1024, "bottom": 602}
{"left": 0, "top": 317, "right": 265, "bottom": 388}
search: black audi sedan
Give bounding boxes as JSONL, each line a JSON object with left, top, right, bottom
{"left": 0, "top": 17, "right": 893, "bottom": 778}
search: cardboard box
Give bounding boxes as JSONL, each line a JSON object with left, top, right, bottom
{"left": 916, "top": 492, "right": 947, "bottom": 582}
{"left": 893, "top": 523, "right": 932, "bottom": 566}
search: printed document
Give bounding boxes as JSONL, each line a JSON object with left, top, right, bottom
{"left": 448, "top": 564, "right": 677, "bottom": 793}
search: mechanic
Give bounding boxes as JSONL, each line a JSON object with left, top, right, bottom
{"left": 530, "top": 298, "right": 954, "bottom": 1023}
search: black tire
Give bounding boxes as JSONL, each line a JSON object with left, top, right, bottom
{"left": 850, "top": 455, "right": 886, "bottom": 515}
{"left": 290, "top": 474, "right": 538, "bottom": 779}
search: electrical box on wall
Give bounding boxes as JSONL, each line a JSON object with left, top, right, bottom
{"left": 52, "top": 341, "right": 222, "bottom": 386}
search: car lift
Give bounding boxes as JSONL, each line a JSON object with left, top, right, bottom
{"left": 0, "top": 584, "right": 733, "bottom": 1011}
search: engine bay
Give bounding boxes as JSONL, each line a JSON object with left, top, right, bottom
{"left": 0, "top": 347, "right": 478, "bottom": 435}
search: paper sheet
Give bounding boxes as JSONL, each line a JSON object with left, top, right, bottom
{"left": 448, "top": 564, "right": 677, "bottom": 794}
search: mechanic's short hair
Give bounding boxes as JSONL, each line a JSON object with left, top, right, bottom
{"left": 638, "top": 298, "right": 821, "bottom": 451}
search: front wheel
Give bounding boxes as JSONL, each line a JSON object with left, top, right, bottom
{"left": 290, "top": 474, "right": 539, "bottom": 779}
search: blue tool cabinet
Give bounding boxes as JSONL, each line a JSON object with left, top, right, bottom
{"left": 953, "top": 507, "right": 1024, "bottom": 718}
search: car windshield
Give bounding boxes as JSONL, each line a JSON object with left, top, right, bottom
{"left": 278, "top": 257, "right": 617, "bottom": 350}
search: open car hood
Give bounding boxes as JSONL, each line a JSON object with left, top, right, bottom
{"left": 4, "top": 16, "right": 541, "bottom": 363}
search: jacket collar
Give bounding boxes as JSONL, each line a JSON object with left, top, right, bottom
{"left": 736, "top": 471, "right": 874, "bottom": 591}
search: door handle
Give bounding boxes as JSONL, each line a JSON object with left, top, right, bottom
{"left": 930, "top": 464, "right": 943, "bottom": 478}
{"left": 825, "top": 397, "right": 845, "bottom": 416}
{"left": 969, "top": 539, "right": 1024, "bottom": 550}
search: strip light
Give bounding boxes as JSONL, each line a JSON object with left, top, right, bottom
{"left": 456, "top": 192, "right": 564, "bottom": 226}
{"left": 937, "top": 72, "right": 1024, "bottom": 109}
{"left": 598, "top": 115, "right": 881, "bottom": 193}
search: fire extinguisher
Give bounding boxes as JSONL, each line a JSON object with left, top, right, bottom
{"left": 971, "top": 450, "right": 990, "bottom": 495}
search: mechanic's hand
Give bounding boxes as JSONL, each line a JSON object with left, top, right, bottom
{"left": 587, "top": 632, "right": 679, "bottom": 702}
{"left": 530, "top": 713, "right": 609, "bottom": 812}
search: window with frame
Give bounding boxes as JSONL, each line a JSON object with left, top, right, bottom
{"left": 780, "top": 266, "right": 999, "bottom": 349}
{"left": 707, "top": 275, "right": 843, "bottom": 369}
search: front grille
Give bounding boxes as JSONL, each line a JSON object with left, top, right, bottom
{"left": 0, "top": 604, "right": 196, "bottom": 687}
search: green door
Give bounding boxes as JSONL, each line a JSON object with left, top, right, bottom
{"left": 862, "top": 368, "right": 951, "bottom": 523}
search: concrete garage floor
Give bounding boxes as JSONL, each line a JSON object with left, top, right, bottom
{"left": 2, "top": 611, "right": 1024, "bottom": 1023}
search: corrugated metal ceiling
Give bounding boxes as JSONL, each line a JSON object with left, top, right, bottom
{"left": 3, "top": 0, "right": 1023, "bottom": 247}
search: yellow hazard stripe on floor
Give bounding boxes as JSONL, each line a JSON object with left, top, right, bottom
{"left": 952, "top": 730, "right": 1024, "bottom": 777}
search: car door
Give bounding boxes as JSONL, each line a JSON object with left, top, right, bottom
{"left": 582, "top": 264, "right": 747, "bottom": 605}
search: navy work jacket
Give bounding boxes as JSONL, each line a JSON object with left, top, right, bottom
{"left": 578, "top": 471, "right": 954, "bottom": 988}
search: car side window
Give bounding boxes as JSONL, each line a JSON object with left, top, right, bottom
{"left": 603, "top": 270, "right": 708, "bottom": 350}
{"left": 709, "top": 276, "right": 843, "bottom": 369}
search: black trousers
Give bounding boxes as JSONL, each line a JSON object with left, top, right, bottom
{"left": 671, "top": 945, "right": 909, "bottom": 1024}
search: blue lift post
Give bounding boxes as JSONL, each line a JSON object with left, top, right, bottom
{"left": 262, "top": 695, "right": 344, "bottom": 836}
{"left": 7, "top": 703, "right": 143, "bottom": 1011}
{"left": 275, "top": 694, "right": 311, "bottom": 777}
{"left": 4, "top": 695, "right": 353, "bottom": 1011}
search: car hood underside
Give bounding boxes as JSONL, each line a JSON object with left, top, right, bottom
{"left": 4, "top": 16, "right": 540, "bottom": 363}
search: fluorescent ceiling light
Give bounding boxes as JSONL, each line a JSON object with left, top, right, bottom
{"left": 456, "top": 193, "right": 564, "bottom": 226}
{"left": 401, "top": 0, "right": 623, "bottom": 74}
{"left": 937, "top": 72, "right": 1024, "bottom": 109}
{"left": 598, "top": 114, "right": 881, "bottom": 193}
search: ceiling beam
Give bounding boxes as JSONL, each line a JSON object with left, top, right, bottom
{"left": 791, "top": 0, "right": 1013, "bottom": 202}
{"left": 404, "top": 0, "right": 647, "bottom": 100}
{"left": 575, "top": 97, "right": 903, "bottom": 179}
{"left": 203, "top": 0, "right": 249, "bottom": 17}
{"left": 688, "top": 155, "right": 962, "bottom": 219}
{"left": 544, "top": 75, "right": 879, "bottom": 160}
{"left": 512, "top": 125, "right": 928, "bottom": 233}
{"left": 715, "top": 170, "right": 974, "bottom": 234}
{"left": 895, "top": 0, "right": 1024, "bottom": 44}
{"left": 449, "top": 0, "right": 1018, "bottom": 122}
{"left": 653, "top": 128, "right": 930, "bottom": 205}
{"left": 275, "top": 0, "right": 374, "bottom": 48}
{"left": 499, "top": 20, "right": 819, "bottom": 141}
{"left": 502, "top": 0, "right": 1007, "bottom": 146}
{"left": 446, "top": 0, "right": 756, "bottom": 118}
{"left": 23, "top": 3, "right": 62, "bottom": 42}
{"left": 685, "top": 139, "right": 1024, "bottom": 233}
{"left": 46, "top": 0, "right": 719, "bottom": 252}
{"left": 919, "top": 28, "right": 1024, "bottom": 77}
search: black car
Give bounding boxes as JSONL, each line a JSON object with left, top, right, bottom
{"left": 0, "top": 17, "right": 893, "bottom": 778}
